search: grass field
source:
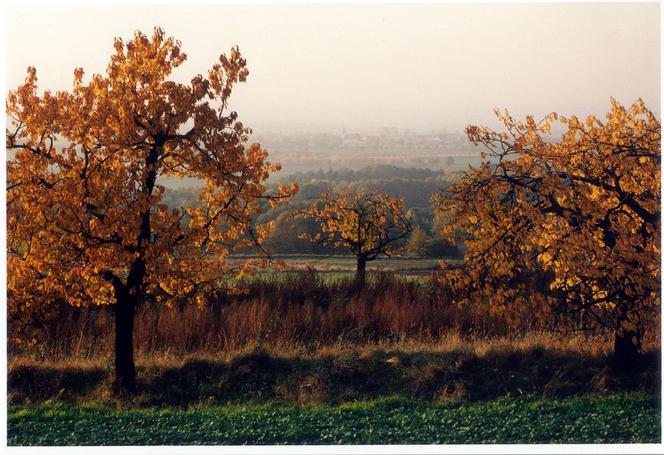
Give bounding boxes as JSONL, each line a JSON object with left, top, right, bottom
{"left": 252, "top": 270, "right": 431, "bottom": 283}
{"left": 8, "top": 394, "right": 660, "bottom": 445}
{"left": 276, "top": 255, "right": 449, "bottom": 271}
{"left": 237, "top": 255, "right": 456, "bottom": 280}
{"left": 8, "top": 268, "right": 660, "bottom": 446}
{"left": 241, "top": 255, "right": 458, "bottom": 283}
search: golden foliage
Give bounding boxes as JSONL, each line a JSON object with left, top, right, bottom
{"left": 435, "top": 99, "right": 660, "bottom": 339}
{"left": 7, "top": 28, "right": 296, "bottom": 323}
{"left": 298, "top": 190, "right": 414, "bottom": 261}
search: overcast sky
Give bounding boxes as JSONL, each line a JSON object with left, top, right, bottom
{"left": 6, "top": 2, "right": 661, "bottom": 134}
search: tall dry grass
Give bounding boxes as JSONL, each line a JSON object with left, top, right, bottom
{"left": 9, "top": 331, "right": 660, "bottom": 406}
{"left": 8, "top": 270, "right": 659, "bottom": 362}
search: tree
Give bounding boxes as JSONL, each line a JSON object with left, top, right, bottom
{"left": 7, "top": 28, "right": 297, "bottom": 394}
{"left": 434, "top": 99, "right": 660, "bottom": 367}
{"left": 405, "top": 225, "right": 431, "bottom": 257}
{"left": 264, "top": 209, "right": 333, "bottom": 254}
{"left": 298, "top": 190, "right": 414, "bottom": 285}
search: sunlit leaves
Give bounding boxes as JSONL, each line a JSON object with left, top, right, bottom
{"left": 298, "top": 190, "right": 414, "bottom": 260}
{"left": 6, "top": 28, "right": 296, "bottom": 342}
{"left": 435, "top": 99, "right": 660, "bottom": 343}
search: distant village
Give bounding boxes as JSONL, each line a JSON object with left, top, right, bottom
{"left": 253, "top": 129, "right": 478, "bottom": 155}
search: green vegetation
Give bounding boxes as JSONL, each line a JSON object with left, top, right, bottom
{"left": 246, "top": 256, "right": 441, "bottom": 284}
{"left": 8, "top": 269, "right": 659, "bottom": 446}
{"left": 272, "top": 255, "right": 447, "bottom": 269}
{"left": 162, "top": 165, "right": 463, "bottom": 257}
{"left": 250, "top": 270, "right": 434, "bottom": 284}
{"left": 6, "top": 26, "right": 660, "bottom": 448}
{"left": 9, "top": 394, "right": 660, "bottom": 445}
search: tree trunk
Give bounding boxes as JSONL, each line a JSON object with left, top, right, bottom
{"left": 612, "top": 303, "right": 644, "bottom": 371}
{"left": 356, "top": 254, "right": 367, "bottom": 286}
{"left": 113, "top": 293, "right": 137, "bottom": 395}
{"left": 613, "top": 330, "right": 641, "bottom": 373}
{"left": 613, "top": 328, "right": 642, "bottom": 371}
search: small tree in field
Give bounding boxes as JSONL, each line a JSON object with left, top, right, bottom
{"left": 7, "top": 28, "right": 296, "bottom": 394}
{"left": 299, "top": 190, "right": 414, "bottom": 285}
{"left": 434, "top": 99, "right": 660, "bottom": 367}
{"left": 405, "top": 225, "right": 431, "bottom": 257}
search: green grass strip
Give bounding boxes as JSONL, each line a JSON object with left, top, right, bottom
{"left": 9, "top": 393, "right": 660, "bottom": 445}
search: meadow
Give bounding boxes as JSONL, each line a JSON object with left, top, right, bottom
{"left": 246, "top": 256, "right": 451, "bottom": 283}
{"left": 8, "top": 269, "right": 661, "bottom": 444}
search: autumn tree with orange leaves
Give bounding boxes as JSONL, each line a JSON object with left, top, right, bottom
{"left": 7, "top": 28, "right": 296, "bottom": 394}
{"left": 435, "top": 100, "right": 660, "bottom": 367}
{"left": 299, "top": 190, "right": 413, "bottom": 285}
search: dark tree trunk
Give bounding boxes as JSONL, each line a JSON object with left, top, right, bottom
{"left": 107, "top": 141, "right": 157, "bottom": 397}
{"left": 113, "top": 291, "right": 137, "bottom": 395}
{"left": 613, "top": 328, "right": 642, "bottom": 371}
{"left": 356, "top": 254, "right": 367, "bottom": 286}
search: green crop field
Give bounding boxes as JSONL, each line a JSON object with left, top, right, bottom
{"left": 8, "top": 394, "right": 660, "bottom": 445}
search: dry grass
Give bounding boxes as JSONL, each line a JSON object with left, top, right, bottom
{"left": 8, "top": 270, "right": 659, "bottom": 407}
{"left": 6, "top": 332, "right": 619, "bottom": 370}
{"left": 8, "top": 333, "right": 659, "bottom": 406}
{"left": 11, "top": 271, "right": 587, "bottom": 362}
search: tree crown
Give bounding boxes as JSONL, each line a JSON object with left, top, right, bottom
{"left": 435, "top": 99, "right": 660, "bottom": 334}
{"left": 7, "top": 28, "right": 297, "bottom": 314}
{"left": 298, "top": 189, "right": 414, "bottom": 259}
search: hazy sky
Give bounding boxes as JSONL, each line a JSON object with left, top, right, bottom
{"left": 6, "top": 2, "right": 661, "bottom": 134}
